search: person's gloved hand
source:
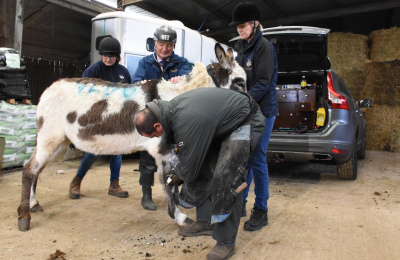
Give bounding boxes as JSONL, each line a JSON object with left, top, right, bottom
{"left": 166, "top": 170, "right": 183, "bottom": 186}
{"left": 169, "top": 148, "right": 180, "bottom": 169}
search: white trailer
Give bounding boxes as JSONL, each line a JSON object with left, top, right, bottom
{"left": 90, "top": 11, "right": 225, "bottom": 78}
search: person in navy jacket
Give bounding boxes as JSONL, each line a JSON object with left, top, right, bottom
{"left": 132, "top": 25, "right": 191, "bottom": 211}
{"left": 69, "top": 37, "right": 131, "bottom": 200}
{"left": 231, "top": 1, "right": 279, "bottom": 232}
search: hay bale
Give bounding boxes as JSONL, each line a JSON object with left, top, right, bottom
{"left": 361, "top": 60, "right": 400, "bottom": 106}
{"left": 363, "top": 104, "right": 400, "bottom": 151}
{"left": 387, "top": 129, "right": 400, "bottom": 152}
{"left": 328, "top": 32, "right": 368, "bottom": 70}
{"left": 328, "top": 32, "right": 369, "bottom": 100}
{"left": 334, "top": 67, "right": 365, "bottom": 100}
{"left": 369, "top": 27, "right": 400, "bottom": 62}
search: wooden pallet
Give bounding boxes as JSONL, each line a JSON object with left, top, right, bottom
{"left": 5, "top": 98, "right": 32, "bottom": 105}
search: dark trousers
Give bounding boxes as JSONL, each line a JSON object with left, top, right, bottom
{"left": 139, "top": 151, "right": 156, "bottom": 186}
{"left": 196, "top": 189, "right": 244, "bottom": 245}
{"left": 189, "top": 125, "right": 251, "bottom": 246}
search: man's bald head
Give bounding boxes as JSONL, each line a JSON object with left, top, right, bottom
{"left": 135, "top": 108, "right": 161, "bottom": 137}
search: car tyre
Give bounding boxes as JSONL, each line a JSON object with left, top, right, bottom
{"left": 337, "top": 140, "right": 358, "bottom": 180}
{"left": 357, "top": 137, "right": 366, "bottom": 160}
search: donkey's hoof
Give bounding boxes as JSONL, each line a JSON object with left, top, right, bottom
{"left": 30, "top": 204, "right": 43, "bottom": 212}
{"left": 18, "top": 219, "right": 30, "bottom": 231}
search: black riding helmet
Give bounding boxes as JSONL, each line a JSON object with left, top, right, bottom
{"left": 99, "top": 37, "right": 121, "bottom": 56}
{"left": 229, "top": 1, "right": 262, "bottom": 26}
{"left": 154, "top": 25, "right": 177, "bottom": 43}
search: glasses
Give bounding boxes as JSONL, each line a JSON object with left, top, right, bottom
{"left": 102, "top": 55, "right": 117, "bottom": 59}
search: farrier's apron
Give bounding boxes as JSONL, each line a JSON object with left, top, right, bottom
{"left": 178, "top": 95, "right": 266, "bottom": 223}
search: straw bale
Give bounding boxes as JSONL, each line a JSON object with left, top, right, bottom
{"left": 361, "top": 60, "right": 400, "bottom": 105}
{"left": 363, "top": 104, "right": 400, "bottom": 151}
{"left": 328, "top": 32, "right": 368, "bottom": 70}
{"left": 369, "top": 27, "right": 400, "bottom": 62}
{"left": 334, "top": 67, "right": 365, "bottom": 100}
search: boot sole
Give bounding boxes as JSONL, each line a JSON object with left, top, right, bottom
{"left": 108, "top": 191, "right": 129, "bottom": 198}
{"left": 141, "top": 203, "right": 156, "bottom": 210}
{"left": 243, "top": 220, "right": 268, "bottom": 231}
{"left": 207, "top": 247, "right": 235, "bottom": 260}
{"left": 178, "top": 230, "right": 213, "bottom": 237}
{"left": 69, "top": 191, "right": 80, "bottom": 199}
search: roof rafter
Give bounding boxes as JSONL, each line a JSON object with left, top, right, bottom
{"left": 44, "top": 0, "right": 116, "bottom": 17}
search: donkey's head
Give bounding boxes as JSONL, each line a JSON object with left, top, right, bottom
{"left": 207, "top": 43, "right": 247, "bottom": 92}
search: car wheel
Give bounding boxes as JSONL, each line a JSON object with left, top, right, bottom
{"left": 357, "top": 137, "right": 366, "bottom": 160}
{"left": 337, "top": 140, "right": 358, "bottom": 180}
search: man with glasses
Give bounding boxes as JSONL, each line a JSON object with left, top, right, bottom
{"left": 69, "top": 37, "right": 132, "bottom": 200}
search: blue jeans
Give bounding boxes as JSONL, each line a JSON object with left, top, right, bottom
{"left": 243, "top": 115, "right": 275, "bottom": 211}
{"left": 76, "top": 153, "right": 122, "bottom": 182}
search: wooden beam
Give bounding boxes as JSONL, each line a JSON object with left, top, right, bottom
{"left": 22, "top": 43, "right": 88, "bottom": 63}
{"left": 13, "top": 0, "right": 24, "bottom": 53}
{"left": 44, "top": 0, "right": 117, "bottom": 17}
{"left": 23, "top": 3, "right": 54, "bottom": 29}
{"left": 2, "top": 0, "right": 16, "bottom": 47}
{"left": 122, "top": 0, "right": 144, "bottom": 5}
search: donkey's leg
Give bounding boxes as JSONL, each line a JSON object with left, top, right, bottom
{"left": 29, "top": 176, "right": 43, "bottom": 212}
{"left": 28, "top": 140, "right": 70, "bottom": 213}
{"left": 17, "top": 136, "right": 66, "bottom": 231}
{"left": 156, "top": 157, "right": 189, "bottom": 226}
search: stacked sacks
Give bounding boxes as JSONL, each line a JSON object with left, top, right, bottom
{"left": 0, "top": 101, "right": 36, "bottom": 168}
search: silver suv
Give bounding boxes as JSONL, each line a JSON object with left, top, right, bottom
{"left": 232, "top": 26, "right": 371, "bottom": 180}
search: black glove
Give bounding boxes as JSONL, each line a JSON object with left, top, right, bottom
{"left": 166, "top": 170, "right": 183, "bottom": 186}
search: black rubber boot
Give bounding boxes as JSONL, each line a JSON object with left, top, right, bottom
{"left": 141, "top": 185, "right": 156, "bottom": 210}
{"left": 244, "top": 207, "right": 268, "bottom": 231}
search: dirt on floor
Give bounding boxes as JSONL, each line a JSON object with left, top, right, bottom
{"left": 1, "top": 150, "right": 400, "bottom": 260}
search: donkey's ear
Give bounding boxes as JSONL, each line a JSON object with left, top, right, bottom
{"left": 226, "top": 47, "right": 234, "bottom": 63}
{"left": 215, "top": 43, "right": 226, "bottom": 63}
{"left": 215, "top": 43, "right": 231, "bottom": 70}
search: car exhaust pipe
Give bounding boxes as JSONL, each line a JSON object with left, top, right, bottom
{"left": 313, "top": 153, "right": 333, "bottom": 160}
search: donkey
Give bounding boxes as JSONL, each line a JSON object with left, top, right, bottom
{"left": 17, "top": 43, "right": 246, "bottom": 231}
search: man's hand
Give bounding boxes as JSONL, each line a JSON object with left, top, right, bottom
{"left": 166, "top": 170, "right": 183, "bottom": 186}
{"left": 169, "top": 76, "right": 185, "bottom": 84}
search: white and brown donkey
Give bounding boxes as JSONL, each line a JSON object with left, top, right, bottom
{"left": 17, "top": 43, "right": 246, "bottom": 231}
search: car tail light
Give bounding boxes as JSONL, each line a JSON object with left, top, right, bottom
{"left": 331, "top": 148, "right": 348, "bottom": 155}
{"left": 327, "top": 72, "right": 349, "bottom": 110}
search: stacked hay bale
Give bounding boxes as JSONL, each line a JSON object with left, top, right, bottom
{"left": 369, "top": 27, "right": 400, "bottom": 62}
{"left": 328, "top": 32, "right": 369, "bottom": 100}
{"left": 361, "top": 27, "right": 400, "bottom": 151}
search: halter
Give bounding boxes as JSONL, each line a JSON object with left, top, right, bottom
{"left": 206, "top": 64, "right": 221, "bottom": 88}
